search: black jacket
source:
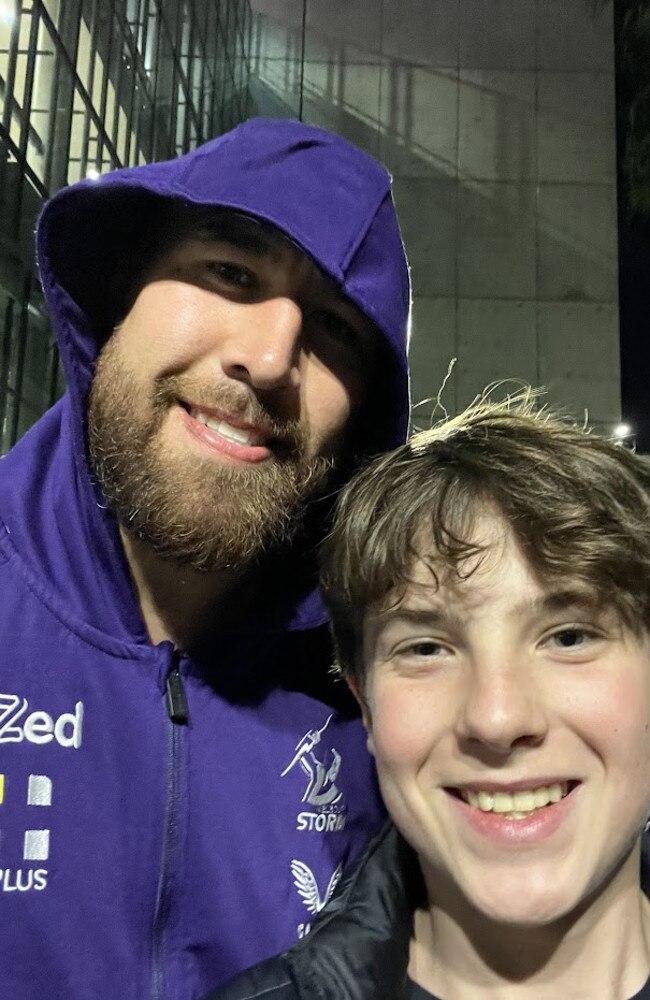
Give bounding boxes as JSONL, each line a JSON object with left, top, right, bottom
{"left": 203, "top": 823, "right": 422, "bottom": 1000}
{"left": 204, "top": 825, "right": 650, "bottom": 1000}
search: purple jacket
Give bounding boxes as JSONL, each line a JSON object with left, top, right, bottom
{"left": 0, "top": 119, "right": 410, "bottom": 999}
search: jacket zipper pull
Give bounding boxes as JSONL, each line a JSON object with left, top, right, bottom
{"left": 165, "top": 659, "right": 189, "bottom": 725}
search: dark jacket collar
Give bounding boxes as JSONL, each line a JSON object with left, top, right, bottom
{"left": 210, "top": 824, "right": 650, "bottom": 1000}
{"left": 208, "top": 822, "right": 422, "bottom": 1000}
{"left": 287, "top": 823, "right": 422, "bottom": 1000}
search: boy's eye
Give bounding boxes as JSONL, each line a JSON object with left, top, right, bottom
{"left": 555, "top": 629, "right": 583, "bottom": 647}
{"left": 549, "top": 627, "right": 594, "bottom": 649}
{"left": 403, "top": 640, "right": 446, "bottom": 658}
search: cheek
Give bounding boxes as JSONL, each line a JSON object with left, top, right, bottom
{"left": 118, "top": 283, "right": 215, "bottom": 373}
{"left": 301, "top": 362, "right": 355, "bottom": 444}
{"left": 368, "top": 681, "right": 442, "bottom": 772}
{"left": 564, "top": 659, "right": 650, "bottom": 784}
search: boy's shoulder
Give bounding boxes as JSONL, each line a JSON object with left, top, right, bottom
{"left": 202, "top": 957, "right": 297, "bottom": 1000}
{"left": 203, "top": 823, "right": 421, "bottom": 1000}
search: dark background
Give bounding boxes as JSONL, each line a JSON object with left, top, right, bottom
{"left": 615, "top": 0, "right": 650, "bottom": 451}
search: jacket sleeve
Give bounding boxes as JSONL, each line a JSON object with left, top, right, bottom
{"left": 200, "top": 955, "right": 301, "bottom": 1000}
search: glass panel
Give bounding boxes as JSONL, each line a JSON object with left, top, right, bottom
{"left": 89, "top": 24, "right": 104, "bottom": 109}
{"left": 0, "top": 0, "right": 255, "bottom": 449}
{"left": 29, "top": 16, "right": 57, "bottom": 185}
{"left": 67, "top": 89, "right": 87, "bottom": 184}
{"left": 143, "top": 0, "right": 157, "bottom": 74}
{"left": 175, "top": 79, "right": 186, "bottom": 153}
{"left": 10, "top": 6, "right": 33, "bottom": 144}
{"left": 41, "top": 0, "right": 60, "bottom": 24}
{"left": 0, "top": 3, "right": 15, "bottom": 116}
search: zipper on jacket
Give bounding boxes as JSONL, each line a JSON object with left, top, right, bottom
{"left": 152, "top": 650, "right": 188, "bottom": 1000}
{"left": 165, "top": 657, "right": 189, "bottom": 724}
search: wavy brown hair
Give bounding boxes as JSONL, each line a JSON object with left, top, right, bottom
{"left": 320, "top": 390, "right": 650, "bottom": 686}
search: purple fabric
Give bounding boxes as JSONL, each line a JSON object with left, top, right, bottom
{"left": 38, "top": 117, "right": 411, "bottom": 459}
{"left": 0, "top": 119, "right": 408, "bottom": 999}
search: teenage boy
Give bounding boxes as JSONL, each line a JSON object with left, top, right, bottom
{"left": 210, "top": 393, "right": 650, "bottom": 1000}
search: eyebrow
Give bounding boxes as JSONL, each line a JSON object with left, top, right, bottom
{"left": 192, "top": 221, "right": 276, "bottom": 258}
{"left": 533, "top": 588, "right": 600, "bottom": 615}
{"left": 187, "top": 215, "right": 372, "bottom": 330}
{"left": 374, "top": 605, "right": 463, "bottom": 631}
{"left": 375, "top": 586, "right": 600, "bottom": 630}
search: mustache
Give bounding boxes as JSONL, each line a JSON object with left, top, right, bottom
{"left": 154, "top": 374, "right": 307, "bottom": 454}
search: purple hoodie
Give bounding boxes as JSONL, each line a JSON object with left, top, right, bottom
{"left": 0, "top": 118, "right": 410, "bottom": 1000}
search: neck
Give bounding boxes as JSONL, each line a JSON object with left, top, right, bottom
{"left": 410, "top": 844, "right": 650, "bottom": 1000}
{"left": 120, "top": 527, "right": 253, "bottom": 648}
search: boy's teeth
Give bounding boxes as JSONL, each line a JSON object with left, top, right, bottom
{"left": 192, "top": 410, "right": 256, "bottom": 445}
{"left": 461, "top": 783, "right": 568, "bottom": 817}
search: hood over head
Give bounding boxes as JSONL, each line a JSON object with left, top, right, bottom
{"left": 25, "top": 117, "right": 411, "bottom": 642}
{"left": 38, "top": 116, "right": 411, "bottom": 454}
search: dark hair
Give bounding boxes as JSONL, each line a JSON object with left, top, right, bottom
{"left": 320, "top": 390, "right": 650, "bottom": 686}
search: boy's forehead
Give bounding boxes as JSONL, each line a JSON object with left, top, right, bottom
{"left": 366, "top": 532, "right": 608, "bottom": 627}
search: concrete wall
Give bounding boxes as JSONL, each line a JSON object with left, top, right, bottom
{"left": 249, "top": 0, "right": 618, "bottom": 430}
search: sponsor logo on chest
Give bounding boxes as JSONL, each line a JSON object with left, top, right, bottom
{"left": 0, "top": 693, "right": 83, "bottom": 748}
{"left": 0, "top": 694, "right": 85, "bottom": 892}
{"left": 292, "top": 859, "right": 342, "bottom": 938}
{"left": 0, "top": 773, "right": 53, "bottom": 892}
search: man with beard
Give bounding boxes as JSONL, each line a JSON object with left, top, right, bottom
{"left": 0, "top": 118, "right": 410, "bottom": 999}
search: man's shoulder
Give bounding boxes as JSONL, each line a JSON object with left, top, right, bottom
{"left": 0, "top": 403, "right": 68, "bottom": 515}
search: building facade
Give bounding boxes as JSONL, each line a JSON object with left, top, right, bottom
{"left": 0, "top": 0, "right": 252, "bottom": 451}
{"left": 250, "top": 0, "right": 619, "bottom": 434}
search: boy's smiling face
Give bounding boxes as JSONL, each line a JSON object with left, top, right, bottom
{"left": 358, "top": 511, "right": 650, "bottom": 926}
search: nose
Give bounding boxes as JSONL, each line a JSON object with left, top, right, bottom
{"left": 221, "top": 297, "right": 303, "bottom": 392}
{"left": 457, "top": 658, "right": 548, "bottom": 758}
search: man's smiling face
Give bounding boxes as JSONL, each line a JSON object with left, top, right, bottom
{"left": 88, "top": 209, "right": 374, "bottom": 571}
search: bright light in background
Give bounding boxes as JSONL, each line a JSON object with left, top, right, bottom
{"left": 614, "top": 422, "right": 632, "bottom": 439}
{"left": 0, "top": 5, "right": 14, "bottom": 25}
{"left": 86, "top": 168, "right": 100, "bottom": 181}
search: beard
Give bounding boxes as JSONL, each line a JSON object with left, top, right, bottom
{"left": 87, "top": 338, "right": 335, "bottom": 572}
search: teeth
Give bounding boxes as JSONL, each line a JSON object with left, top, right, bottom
{"left": 460, "top": 782, "right": 568, "bottom": 817}
{"left": 192, "top": 410, "right": 256, "bottom": 445}
{"left": 533, "top": 787, "right": 551, "bottom": 809}
{"left": 478, "top": 791, "right": 493, "bottom": 812}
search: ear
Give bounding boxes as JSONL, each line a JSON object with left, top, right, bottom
{"left": 346, "top": 677, "right": 375, "bottom": 757}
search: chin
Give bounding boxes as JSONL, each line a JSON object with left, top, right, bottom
{"left": 467, "top": 883, "right": 580, "bottom": 928}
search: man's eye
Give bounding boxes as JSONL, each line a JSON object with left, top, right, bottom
{"left": 207, "top": 261, "right": 254, "bottom": 288}
{"left": 310, "top": 309, "right": 359, "bottom": 345}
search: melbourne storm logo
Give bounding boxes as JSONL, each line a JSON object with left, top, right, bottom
{"left": 281, "top": 715, "right": 347, "bottom": 832}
